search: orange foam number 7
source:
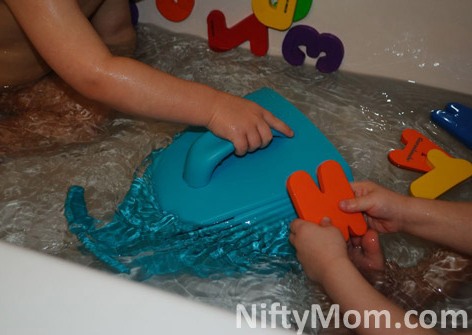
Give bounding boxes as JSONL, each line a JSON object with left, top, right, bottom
{"left": 287, "top": 160, "right": 367, "bottom": 240}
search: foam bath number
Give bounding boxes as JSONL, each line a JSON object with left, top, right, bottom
{"left": 155, "top": 0, "right": 344, "bottom": 73}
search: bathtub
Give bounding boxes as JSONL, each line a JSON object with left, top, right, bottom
{"left": 1, "top": 1, "right": 471, "bottom": 334}
{"left": 137, "top": 0, "right": 472, "bottom": 95}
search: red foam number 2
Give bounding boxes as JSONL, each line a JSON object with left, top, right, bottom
{"left": 207, "top": 10, "right": 269, "bottom": 56}
{"left": 287, "top": 160, "right": 367, "bottom": 240}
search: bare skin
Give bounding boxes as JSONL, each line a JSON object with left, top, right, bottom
{"left": 342, "top": 181, "right": 472, "bottom": 255}
{"left": 0, "top": 0, "right": 129, "bottom": 154}
{"left": 0, "top": 0, "right": 293, "bottom": 156}
{"left": 290, "top": 181, "right": 472, "bottom": 335}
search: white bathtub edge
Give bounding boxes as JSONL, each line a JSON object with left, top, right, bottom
{"left": 0, "top": 241, "right": 292, "bottom": 335}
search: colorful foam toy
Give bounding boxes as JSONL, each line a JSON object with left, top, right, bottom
{"left": 388, "top": 128, "right": 449, "bottom": 173}
{"left": 153, "top": 0, "right": 343, "bottom": 70}
{"left": 410, "top": 149, "right": 472, "bottom": 199}
{"left": 65, "top": 88, "right": 353, "bottom": 277}
{"left": 151, "top": 88, "right": 352, "bottom": 226}
{"left": 155, "top": 0, "right": 194, "bottom": 22}
{"left": 129, "top": 0, "right": 139, "bottom": 26}
{"left": 431, "top": 103, "right": 472, "bottom": 149}
{"left": 252, "top": 0, "right": 298, "bottom": 31}
{"left": 287, "top": 160, "right": 367, "bottom": 241}
{"left": 293, "top": 0, "right": 313, "bottom": 22}
{"left": 207, "top": 11, "right": 268, "bottom": 56}
{"left": 282, "top": 25, "right": 344, "bottom": 72}
{"left": 389, "top": 128, "right": 471, "bottom": 198}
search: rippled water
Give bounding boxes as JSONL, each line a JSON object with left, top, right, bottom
{"left": 1, "top": 24, "right": 471, "bottom": 333}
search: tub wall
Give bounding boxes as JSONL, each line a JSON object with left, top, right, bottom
{"left": 0, "top": 241, "right": 290, "bottom": 335}
{"left": 138, "top": 0, "right": 472, "bottom": 95}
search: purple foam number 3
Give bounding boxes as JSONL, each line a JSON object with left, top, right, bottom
{"left": 282, "top": 25, "right": 344, "bottom": 73}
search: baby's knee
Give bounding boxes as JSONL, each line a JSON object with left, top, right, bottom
{"left": 104, "top": 24, "right": 137, "bottom": 56}
{"left": 92, "top": 2, "right": 137, "bottom": 56}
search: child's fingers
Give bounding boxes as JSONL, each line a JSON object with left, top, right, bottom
{"left": 319, "top": 216, "right": 332, "bottom": 226}
{"left": 263, "top": 111, "right": 294, "bottom": 138}
{"left": 339, "top": 197, "right": 373, "bottom": 213}
{"left": 232, "top": 135, "right": 249, "bottom": 156}
{"left": 246, "top": 130, "right": 263, "bottom": 152}
{"left": 350, "top": 181, "right": 375, "bottom": 197}
{"left": 289, "top": 218, "right": 304, "bottom": 236}
{"left": 339, "top": 198, "right": 358, "bottom": 212}
{"left": 257, "top": 122, "right": 273, "bottom": 148}
{"left": 289, "top": 219, "right": 303, "bottom": 246}
{"left": 288, "top": 231, "right": 295, "bottom": 246}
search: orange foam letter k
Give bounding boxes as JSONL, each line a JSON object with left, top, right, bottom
{"left": 287, "top": 160, "right": 367, "bottom": 240}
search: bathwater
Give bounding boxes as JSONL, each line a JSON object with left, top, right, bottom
{"left": 1, "top": 24, "right": 471, "bottom": 334}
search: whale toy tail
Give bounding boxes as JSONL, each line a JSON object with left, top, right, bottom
{"left": 64, "top": 88, "right": 352, "bottom": 278}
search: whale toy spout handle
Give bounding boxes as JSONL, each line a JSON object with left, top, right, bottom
{"left": 183, "top": 129, "right": 285, "bottom": 188}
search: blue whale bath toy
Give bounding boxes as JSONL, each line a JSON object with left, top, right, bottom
{"left": 150, "top": 88, "right": 352, "bottom": 227}
{"left": 65, "top": 88, "right": 352, "bottom": 278}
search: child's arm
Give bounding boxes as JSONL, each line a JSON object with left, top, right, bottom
{"left": 289, "top": 219, "right": 435, "bottom": 335}
{"left": 5, "top": 0, "right": 293, "bottom": 156}
{"left": 340, "top": 181, "right": 472, "bottom": 255}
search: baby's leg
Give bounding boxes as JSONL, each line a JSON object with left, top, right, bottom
{"left": 382, "top": 249, "right": 472, "bottom": 311}
{"left": 0, "top": 74, "right": 113, "bottom": 156}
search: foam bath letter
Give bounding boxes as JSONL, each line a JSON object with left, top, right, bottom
{"left": 252, "top": 0, "right": 298, "bottom": 31}
{"left": 410, "top": 149, "right": 472, "bottom": 199}
{"left": 155, "top": 0, "right": 194, "bottom": 22}
{"left": 293, "top": 0, "right": 313, "bottom": 22}
{"left": 207, "top": 11, "right": 269, "bottom": 56}
{"left": 287, "top": 160, "right": 367, "bottom": 240}
{"left": 129, "top": 0, "right": 139, "bottom": 26}
{"left": 431, "top": 103, "right": 472, "bottom": 149}
{"left": 388, "top": 128, "right": 448, "bottom": 173}
{"left": 282, "top": 25, "right": 344, "bottom": 73}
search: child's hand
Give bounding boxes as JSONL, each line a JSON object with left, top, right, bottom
{"left": 348, "top": 229, "right": 385, "bottom": 272}
{"left": 339, "top": 181, "right": 408, "bottom": 234}
{"left": 289, "top": 218, "right": 348, "bottom": 284}
{"left": 206, "top": 92, "right": 293, "bottom": 156}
